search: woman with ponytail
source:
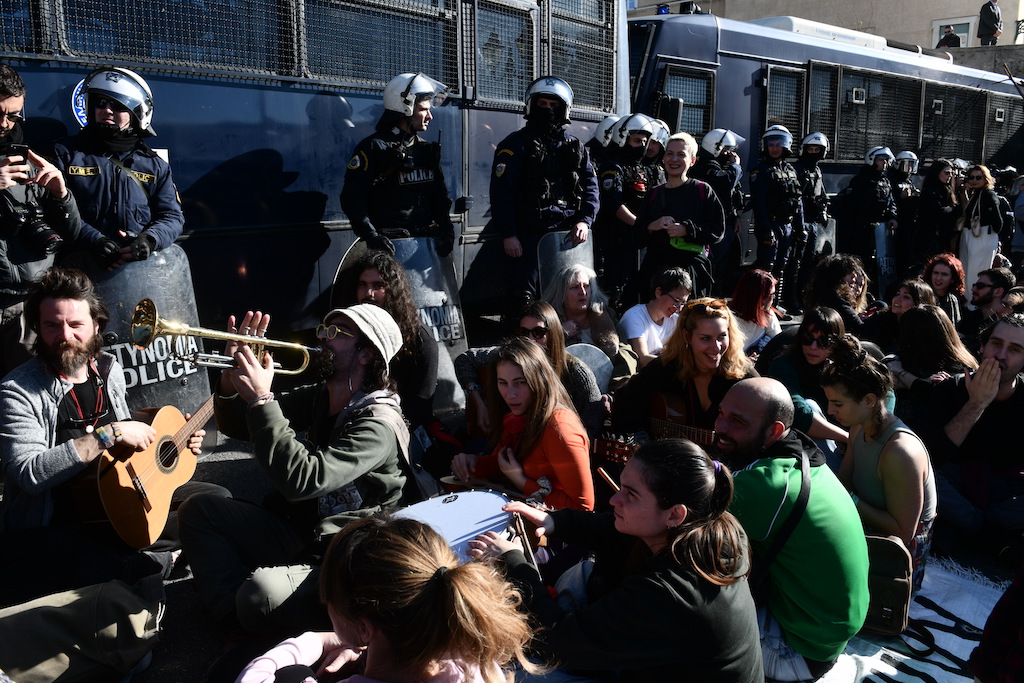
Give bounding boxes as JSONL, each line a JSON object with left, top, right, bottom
{"left": 237, "top": 515, "right": 538, "bottom": 683}
{"left": 470, "top": 439, "right": 762, "bottom": 682}
{"left": 820, "top": 336, "right": 937, "bottom": 590}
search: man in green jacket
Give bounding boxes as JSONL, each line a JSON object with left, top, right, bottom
{"left": 178, "top": 304, "right": 409, "bottom": 633}
{"left": 714, "top": 378, "right": 869, "bottom": 681}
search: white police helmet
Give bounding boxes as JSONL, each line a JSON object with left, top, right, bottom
{"left": 865, "top": 146, "right": 895, "bottom": 166}
{"left": 650, "top": 119, "right": 671, "bottom": 149}
{"left": 895, "top": 151, "right": 919, "bottom": 175}
{"left": 591, "top": 115, "right": 622, "bottom": 147}
{"left": 761, "top": 124, "right": 793, "bottom": 154}
{"left": 609, "top": 113, "right": 655, "bottom": 148}
{"left": 524, "top": 76, "right": 573, "bottom": 122}
{"left": 383, "top": 73, "right": 449, "bottom": 117}
{"left": 801, "top": 132, "right": 830, "bottom": 156}
{"left": 701, "top": 128, "right": 745, "bottom": 156}
{"left": 83, "top": 67, "right": 156, "bottom": 137}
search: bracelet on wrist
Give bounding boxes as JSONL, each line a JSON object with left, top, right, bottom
{"left": 466, "top": 383, "right": 482, "bottom": 394}
{"left": 94, "top": 425, "right": 115, "bottom": 449}
{"left": 247, "top": 392, "right": 275, "bottom": 410}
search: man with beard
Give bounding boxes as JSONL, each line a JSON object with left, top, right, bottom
{"left": 925, "top": 313, "right": 1024, "bottom": 553}
{"left": 340, "top": 73, "right": 455, "bottom": 257}
{"left": 0, "top": 63, "right": 82, "bottom": 377}
{"left": 53, "top": 67, "right": 183, "bottom": 271}
{"left": 958, "top": 267, "right": 1016, "bottom": 353}
{"left": 0, "top": 267, "right": 208, "bottom": 606}
{"left": 489, "top": 76, "right": 598, "bottom": 304}
{"left": 713, "top": 378, "right": 869, "bottom": 682}
{"left": 178, "top": 304, "right": 409, "bottom": 633}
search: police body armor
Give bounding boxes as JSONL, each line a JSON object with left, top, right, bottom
{"left": 374, "top": 137, "right": 444, "bottom": 236}
{"left": 764, "top": 163, "right": 802, "bottom": 223}
{"left": 619, "top": 162, "right": 649, "bottom": 213}
{"left": 795, "top": 162, "right": 829, "bottom": 225}
{"left": 520, "top": 133, "right": 584, "bottom": 216}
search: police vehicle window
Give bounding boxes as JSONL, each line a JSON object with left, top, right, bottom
{"left": 921, "top": 82, "right": 986, "bottom": 163}
{"left": 765, "top": 66, "right": 805, "bottom": 145}
{"left": 61, "top": 0, "right": 284, "bottom": 72}
{"left": 808, "top": 63, "right": 838, "bottom": 161}
{"left": 660, "top": 65, "right": 713, "bottom": 135}
{"left": 1, "top": 1, "right": 34, "bottom": 53}
{"left": 627, "top": 23, "right": 656, "bottom": 102}
{"left": 837, "top": 69, "right": 921, "bottom": 163}
{"left": 306, "top": 1, "right": 458, "bottom": 85}
{"left": 550, "top": 0, "right": 616, "bottom": 113}
{"left": 477, "top": 2, "right": 536, "bottom": 104}
{"left": 985, "top": 93, "right": 1024, "bottom": 164}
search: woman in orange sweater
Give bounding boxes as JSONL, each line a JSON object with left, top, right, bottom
{"left": 451, "top": 337, "right": 594, "bottom": 511}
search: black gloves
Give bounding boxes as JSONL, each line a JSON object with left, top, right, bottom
{"left": 130, "top": 233, "right": 157, "bottom": 261}
{"left": 363, "top": 232, "right": 395, "bottom": 255}
{"left": 92, "top": 238, "right": 121, "bottom": 268}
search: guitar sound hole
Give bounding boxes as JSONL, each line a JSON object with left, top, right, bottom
{"left": 158, "top": 440, "right": 178, "bottom": 470}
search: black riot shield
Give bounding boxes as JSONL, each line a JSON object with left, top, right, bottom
{"left": 335, "top": 238, "right": 467, "bottom": 417}
{"left": 873, "top": 221, "right": 897, "bottom": 297}
{"left": 88, "top": 244, "right": 212, "bottom": 416}
{"left": 537, "top": 230, "right": 596, "bottom": 296}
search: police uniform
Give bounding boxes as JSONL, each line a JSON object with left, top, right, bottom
{"left": 594, "top": 154, "right": 652, "bottom": 300}
{"left": 489, "top": 127, "right": 599, "bottom": 294}
{"left": 691, "top": 154, "right": 743, "bottom": 293}
{"left": 841, "top": 165, "right": 897, "bottom": 270}
{"left": 887, "top": 169, "right": 920, "bottom": 274}
{"left": 749, "top": 156, "right": 803, "bottom": 282}
{"left": 340, "top": 126, "right": 454, "bottom": 252}
{"left": 791, "top": 157, "right": 830, "bottom": 306}
{"left": 52, "top": 136, "right": 183, "bottom": 252}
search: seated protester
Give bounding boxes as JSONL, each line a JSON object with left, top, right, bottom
{"left": 714, "top": 378, "right": 869, "bottom": 682}
{"left": 237, "top": 515, "right": 537, "bottom": 683}
{"left": 765, "top": 307, "right": 849, "bottom": 462}
{"left": 471, "top": 439, "right": 763, "bottom": 683}
{"left": 958, "top": 267, "right": 1016, "bottom": 353}
{"left": 334, "top": 250, "right": 438, "bottom": 433}
{"left": 612, "top": 297, "right": 755, "bottom": 440}
{"left": 885, "top": 305, "right": 978, "bottom": 435}
{"left": 922, "top": 252, "right": 968, "bottom": 328}
{"left": 821, "top": 337, "right": 937, "bottom": 591}
{"left": 969, "top": 561, "right": 1024, "bottom": 683}
{"left": 456, "top": 301, "right": 602, "bottom": 439}
{"left": 0, "top": 267, "right": 215, "bottom": 607}
{"left": 619, "top": 266, "right": 691, "bottom": 368}
{"left": 729, "top": 268, "right": 782, "bottom": 358}
{"left": 542, "top": 264, "right": 619, "bottom": 360}
{"left": 803, "top": 253, "right": 870, "bottom": 335}
{"left": 859, "top": 279, "right": 935, "bottom": 354}
{"left": 996, "top": 285, "right": 1024, "bottom": 317}
{"left": 923, "top": 313, "right": 1024, "bottom": 556}
{"left": 451, "top": 337, "right": 594, "bottom": 512}
{"left": 178, "top": 304, "right": 409, "bottom": 634}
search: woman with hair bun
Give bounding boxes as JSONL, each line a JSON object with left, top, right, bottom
{"left": 471, "top": 439, "right": 762, "bottom": 682}
{"left": 821, "top": 336, "right": 936, "bottom": 590}
{"left": 237, "top": 515, "right": 538, "bottom": 683}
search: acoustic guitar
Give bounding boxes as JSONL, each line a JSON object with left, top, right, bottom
{"left": 594, "top": 391, "right": 716, "bottom": 464}
{"left": 96, "top": 395, "right": 213, "bottom": 548}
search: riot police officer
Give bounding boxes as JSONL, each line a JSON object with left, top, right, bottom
{"left": 691, "top": 128, "right": 745, "bottom": 294}
{"left": 841, "top": 146, "right": 898, "bottom": 292}
{"left": 643, "top": 118, "right": 671, "bottom": 187}
{"left": 585, "top": 114, "right": 621, "bottom": 170}
{"left": 749, "top": 125, "right": 803, "bottom": 301}
{"left": 53, "top": 67, "right": 182, "bottom": 271}
{"left": 488, "top": 76, "right": 599, "bottom": 298}
{"left": 341, "top": 73, "right": 455, "bottom": 256}
{"left": 790, "top": 132, "right": 831, "bottom": 310}
{"left": 594, "top": 113, "right": 656, "bottom": 308}
{"left": 889, "top": 151, "right": 921, "bottom": 274}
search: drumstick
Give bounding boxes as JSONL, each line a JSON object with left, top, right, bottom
{"left": 597, "top": 467, "right": 619, "bottom": 491}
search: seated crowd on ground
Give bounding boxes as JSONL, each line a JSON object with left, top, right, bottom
{"left": 3, "top": 63, "right": 1024, "bottom": 683}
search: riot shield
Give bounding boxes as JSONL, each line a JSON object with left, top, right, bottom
{"left": 814, "top": 218, "right": 837, "bottom": 257}
{"left": 873, "top": 221, "right": 897, "bottom": 297}
{"left": 335, "top": 238, "right": 467, "bottom": 417}
{"left": 89, "top": 245, "right": 212, "bottom": 416}
{"left": 537, "top": 230, "right": 596, "bottom": 296}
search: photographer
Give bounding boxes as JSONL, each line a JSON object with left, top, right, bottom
{"left": 0, "top": 64, "right": 82, "bottom": 378}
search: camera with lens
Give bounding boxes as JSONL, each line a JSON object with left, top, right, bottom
{"left": 5, "top": 202, "right": 63, "bottom": 255}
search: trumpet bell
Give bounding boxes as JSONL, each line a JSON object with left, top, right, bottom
{"left": 130, "top": 298, "right": 158, "bottom": 349}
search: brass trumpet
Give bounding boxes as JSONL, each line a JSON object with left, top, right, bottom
{"left": 130, "top": 298, "right": 317, "bottom": 375}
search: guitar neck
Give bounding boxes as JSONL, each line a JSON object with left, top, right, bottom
{"left": 170, "top": 395, "right": 215, "bottom": 450}
{"left": 648, "top": 417, "right": 715, "bottom": 445}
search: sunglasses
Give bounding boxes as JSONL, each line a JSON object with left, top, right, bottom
{"left": 686, "top": 298, "right": 727, "bottom": 315}
{"left": 316, "top": 323, "right": 356, "bottom": 341}
{"left": 973, "top": 282, "right": 993, "bottom": 290}
{"left": 517, "top": 325, "right": 548, "bottom": 340}
{"left": 0, "top": 111, "right": 24, "bottom": 123}
{"left": 800, "top": 332, "right": 837, "bottom": 349}
{"left": 93, "top": 97, "right": 130, "bottom": 113}
{"left": 967, "top": 174, "right": 985, "bottom": 181}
